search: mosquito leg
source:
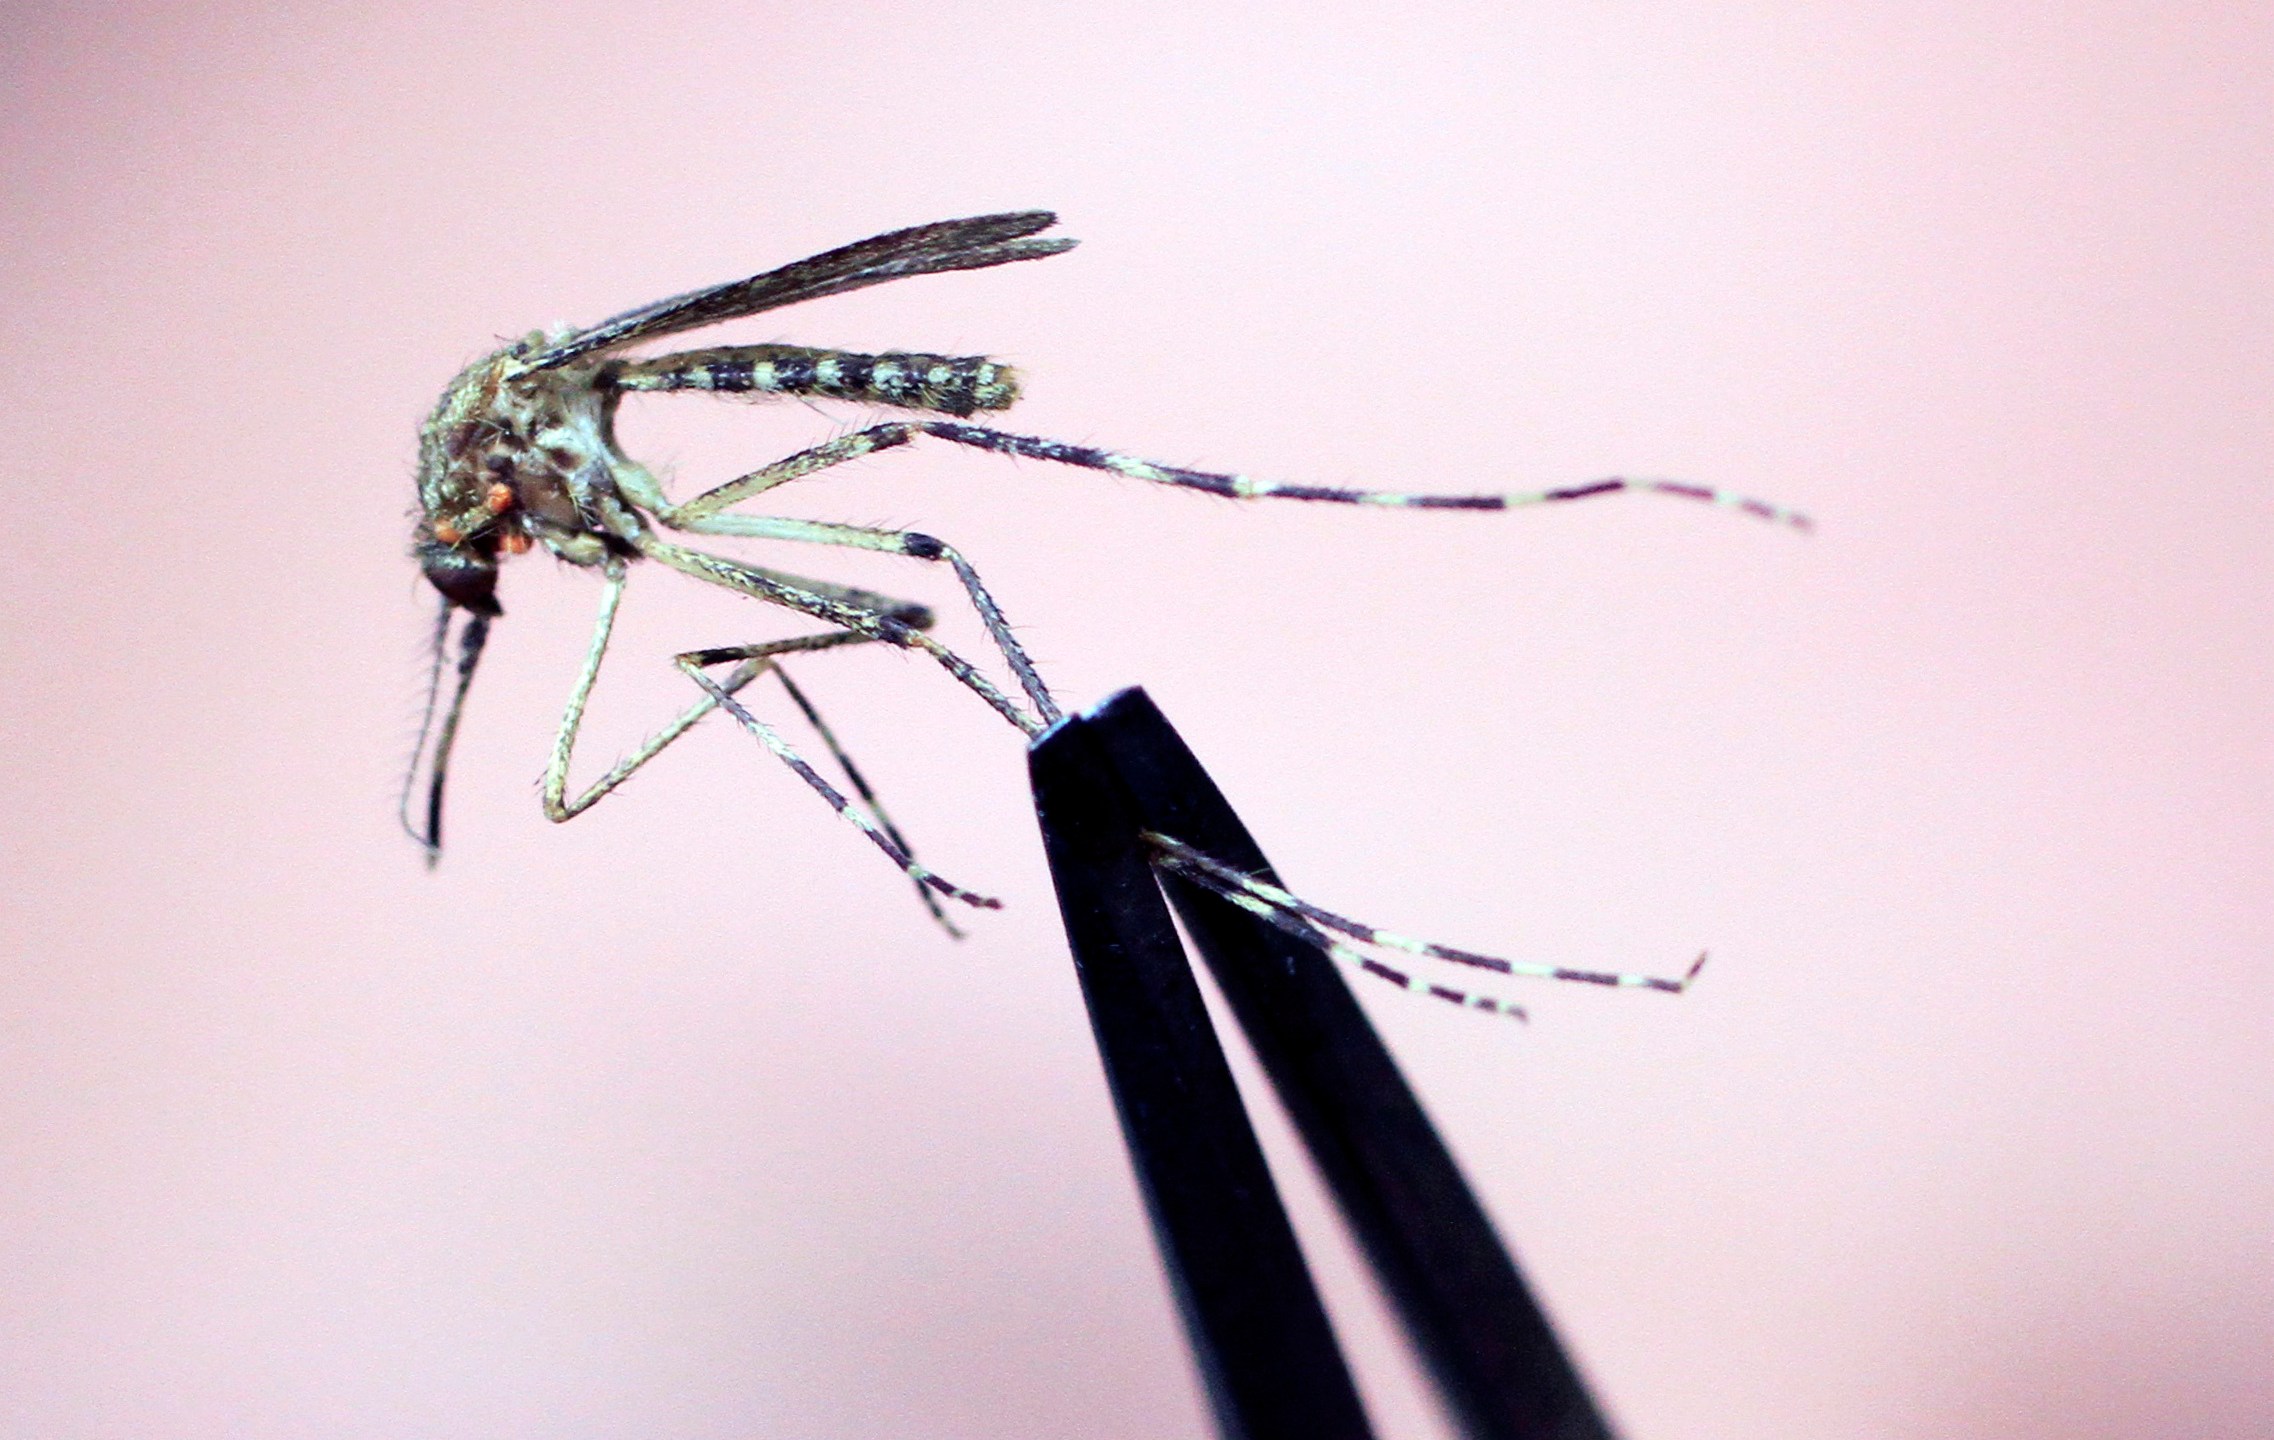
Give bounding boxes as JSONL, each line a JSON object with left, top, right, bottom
{"left": 635, "top": 412, "right": 1797, "bottom": 739}
{"left": 1145, "top": 831, "right": 1710, "bottom": 995}
{"left": 637, "top": 412, "right": 1804, "bottom": 537}
{"left": 676, "top": 648, "right": 1001, "bottom": 912}
{"left": 542, "top": 560, "right": 883, "bottom": 821}
{"left": 1166, "top": 865, "right": 1530, "bottom": 1022}
{"left": 674, "top": 512, "right": 1057, "bottom": 727}
{"left": 904, "top": 422, "right": 1811, "bottom": 530}
{"left": 771, "top": 664, "right": 963, "bottom": 936}
{"left": 624, "top": 423, "right": 1061, "bottom": 722}
{"left": 636, "top": 424, "right": 925, "bottom": 521}
{"left": 635, "top": 534, "right": 1049, "bottom": 735}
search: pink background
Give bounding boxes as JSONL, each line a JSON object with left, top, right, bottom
{"left": 4, "top": 4, "right": 2269, "bottom": 1437}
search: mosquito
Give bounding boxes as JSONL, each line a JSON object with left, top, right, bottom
{"left": 400, "top": 210, "right": 1803, "bottom": 1017}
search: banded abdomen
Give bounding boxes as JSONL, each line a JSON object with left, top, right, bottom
{"left": 604, "top": 344, "right": 1020, "bottom": 416}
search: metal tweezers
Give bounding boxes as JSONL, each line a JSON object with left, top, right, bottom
{"left": 1029, "top": 688, "right": 1619, "bottom": 1440}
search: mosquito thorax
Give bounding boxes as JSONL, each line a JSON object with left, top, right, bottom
{"left": 414, "top": 331, "right": 627, "bottom": 605}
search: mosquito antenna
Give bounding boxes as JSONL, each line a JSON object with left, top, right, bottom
{"left": 399, "top": 596, "right": 455, "bottom": 852}
{"left": 409, "top": 608, "right": 493, "bottom": 867}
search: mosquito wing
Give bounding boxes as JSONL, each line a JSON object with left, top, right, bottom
{"left": 518, "top": 211, "right": 1077, "bottom": 372}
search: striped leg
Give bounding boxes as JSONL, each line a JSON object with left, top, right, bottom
{"left": 671, "top": 510, "right": 1058, "bottom": 727}
{"left": 632, "top": 417, "right": 1799, "bottom": 746}
{"left": 640, "top": 416, "right": 1802, "bottom": 745}
{"left": 635, "top": 534, "right": 1050, "bottom": 735}
{"left": 647, "top": 418, "right": 1806, "bottom": 531}
{"left": 542, "top": 562, "right": 974, "bottom": 928}
{"left": 677, "top": 647, "right": 1000, "bottom": 912}
{"left": 1172, "top": 858, "right": 1532, "bottom": 1023}
{"left": 647, "top": 424, "right": 925, "bottom": 521}
{"left": 545, "top": 561, "right": 920, "bottom": 821}
{"left": 770, "top": 664, "right": 966, "bottom": 936}
{"left": 906, "top": 422, "right": 1811, "bottom": 529}
{"left": 1147, "top": 832, "right": 1709, "bottom": 996}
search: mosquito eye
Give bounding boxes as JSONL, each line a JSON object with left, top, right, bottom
{"left": 418, "top": 541, "right": 503, "bottom": 616}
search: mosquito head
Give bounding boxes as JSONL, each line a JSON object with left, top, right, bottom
{"left": 414, "top": 342, "right": 560, "bottom": 620}
{"left": 416, "top": 535, "right": 503, "bottom": 617}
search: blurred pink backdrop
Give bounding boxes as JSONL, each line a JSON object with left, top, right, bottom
{"left": 3, "top": 4, "right": 2269, "bottom": 1437}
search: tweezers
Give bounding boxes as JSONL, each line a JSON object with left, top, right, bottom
{"left": 1029, "top": 687, "right": 1620, "bottom": 1440}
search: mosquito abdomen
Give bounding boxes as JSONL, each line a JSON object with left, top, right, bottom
{"left": 607, "top": 345, "right": 1020, "bottom": 416}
